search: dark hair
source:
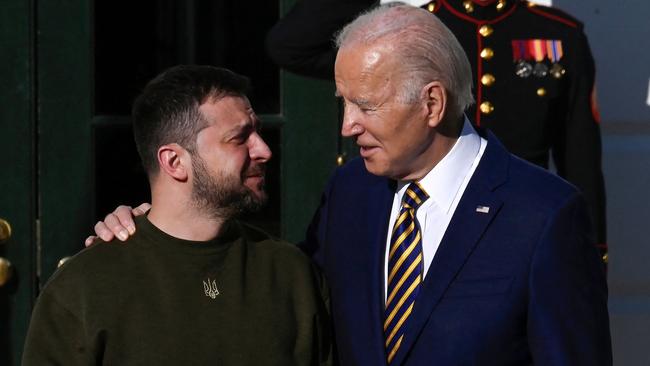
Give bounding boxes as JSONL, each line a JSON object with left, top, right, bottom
{"left": 132, "top": 65, "right": 250, "bottom": 175}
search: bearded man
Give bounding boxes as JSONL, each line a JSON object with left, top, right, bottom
{"left": 22, "top": 65, "right": 332, "bottom": 366}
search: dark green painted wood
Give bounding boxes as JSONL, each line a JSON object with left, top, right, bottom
{"left": 280, "top": 73, "right": 339, "bottom": 243}
{"left": 278, "top": 1, "right": 340, "bottom": 243}
{"left": 0, "top": 1, "right": 36, "bottom": 364}
{"left": 37, "top": 0, "right": 93, "bottom": 281}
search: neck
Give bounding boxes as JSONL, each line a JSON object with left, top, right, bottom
{"left": 147, "top": 185, "right": 226, "bottom": 242}
{"left": 399, "top": 115, "right": 464, "bottom": 181}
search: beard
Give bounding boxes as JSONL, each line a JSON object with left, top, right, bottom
{"left": 190, "top": 155, "right": 267, "bottom": 220}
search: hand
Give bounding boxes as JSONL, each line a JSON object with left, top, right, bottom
{"left": 84, "top": 203, "right": 151, "bottom": 247}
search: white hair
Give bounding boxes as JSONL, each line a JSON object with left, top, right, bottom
{"left": 335, "top": 4, "right": 474, "bottom": 115}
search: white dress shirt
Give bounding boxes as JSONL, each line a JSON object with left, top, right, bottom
{"left": 384, "top": 118, "right": 487, "bottom": 300}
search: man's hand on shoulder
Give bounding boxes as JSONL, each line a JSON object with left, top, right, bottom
{"left": 84, "top": 203, "right": 151, "bottom": 247}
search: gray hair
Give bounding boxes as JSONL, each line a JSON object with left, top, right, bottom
{"left": 335, "top": 4, "right": 474, "bottom": 114}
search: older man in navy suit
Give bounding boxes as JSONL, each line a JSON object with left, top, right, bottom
{"left": 92, "top": 5, "right": 610, "bottom": 365}
{"left": 302, "top": 4, "right": 610, "bottom": 365}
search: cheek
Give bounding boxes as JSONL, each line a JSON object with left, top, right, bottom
{"left": 232, "top": 149, "right": 253, "bottom": 173}
{"left": 384, "top": 124, "right": 429, "bottom": 164}
{"left": 208, "top": 148, "right": 249, "bottom": 176}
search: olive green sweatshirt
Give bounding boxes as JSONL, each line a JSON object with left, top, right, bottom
{"left": 22, "top": 215, "right": 332, "bottom": 366}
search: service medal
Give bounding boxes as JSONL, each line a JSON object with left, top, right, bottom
{"left": 515, "top": 60, "right": 533, "bottom": 78}
{"left": 533, "top": 62, "right": 548, "bottom": 77}
{"left": 547, "top": 40, "right": 564, "bottom": 78}
{"left": 550, "top": 63, "right": 565, "bottom": 79}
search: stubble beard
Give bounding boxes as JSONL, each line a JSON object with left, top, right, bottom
{"left": 190, "top": 155, "right": 267, "bottom": 221}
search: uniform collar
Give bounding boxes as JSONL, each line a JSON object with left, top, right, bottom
{"left": 442, "top": 0, "right": 519, "bottom": 23}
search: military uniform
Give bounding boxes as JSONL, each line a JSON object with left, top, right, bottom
{"left": 266, "top": 0, "right": 607, "bottom": 261}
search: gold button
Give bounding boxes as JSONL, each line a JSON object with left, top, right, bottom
{"left": 479, "top": 25, "right": 494, "bottom": 38}
{"left": 496, "top": 0, "right": 506, "bottom": 11}
{"left": 0, "top": 258, "right": 12, "bottom": 287}
{"left": 480, "top": 48, "right": 494, "bottom": 60}
{"left": 479, "top": 101, "right": 494, "bottom": 115}
{"left": 536, "top": 87, "right": 547, "bottom": 97}
{"left": 481, "top": 74, "right": 496, "bottom": 86}
{"left": 427, "top": 1, "right": 436, "bottom": 12}
{"left": 463, "top": 0, "right": 474, "bottom": 13}
{"left": 0, "top": 218, "right": 11, "bottom": 242}
{"left": 602, "top": 252, "right": 608, "bottom": 264}
{"left": 336, "top": 155, "right": 345, "bottom": 166}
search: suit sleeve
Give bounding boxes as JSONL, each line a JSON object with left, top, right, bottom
{"left": 551, "top": 28, "right": 607, "bottom": 254}
{"left": 22, "top": 291, "right": 94, "bottom": 366}
{"left": 527, "top": 193, "right": 611, "bottom": 365}
{"left": 265, "top": 0, "right": 376, "bottom": 79}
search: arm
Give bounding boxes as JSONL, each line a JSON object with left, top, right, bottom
{"left": 84, "top": 203, "right": 150, "bottom": 246}
{"left": 265, "top": 0, "right": 376, "bottom": 79}
{"left": 551, "top": 28, "right": 607, "bottom": 258}
{"left": 527, "top": 193, "right": 611, "bottom": 365}
{"left": 22, "top": 292, "right": 94, "bottom": 366}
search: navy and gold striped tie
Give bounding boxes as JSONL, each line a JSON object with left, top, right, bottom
{"left": 384, "top": 182, "right": 429, "bottom": 364}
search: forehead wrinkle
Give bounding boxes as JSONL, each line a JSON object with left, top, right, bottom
{"left": 336, "top": 44, "right": 397, "bottom": 104}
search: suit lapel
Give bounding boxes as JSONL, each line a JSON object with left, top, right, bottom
{"left": 390, "top": 132, "right": 509, "bottom": 366}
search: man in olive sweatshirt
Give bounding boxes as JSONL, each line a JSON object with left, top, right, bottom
{"left": 22, "top": 65, "right": 332, "bottom": 366}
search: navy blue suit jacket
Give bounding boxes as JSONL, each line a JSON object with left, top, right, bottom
{"left": 303, "top": 131, "right": 611, "bottom": 365}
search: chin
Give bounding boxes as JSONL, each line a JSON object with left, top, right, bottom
{"left": 363, "top": 159, "right": 392, "bottom": 178}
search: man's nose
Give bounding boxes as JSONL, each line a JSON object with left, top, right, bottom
{"left": 340, "top": 108, "right": 364, "bottom": 137}
{"left": 249, "top": 132, "right": 272, "bottom": 162}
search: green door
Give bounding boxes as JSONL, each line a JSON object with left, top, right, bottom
{"left": 0, "top": 2, "right": 37, "bottom": 364}
{"left": 1, "top": 1, "right": 340, "bottom": 363}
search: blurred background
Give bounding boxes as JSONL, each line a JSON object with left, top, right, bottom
{"left": 0, "top": 0, "right": 648, "bottom": 364}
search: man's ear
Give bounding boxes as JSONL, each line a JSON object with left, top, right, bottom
{"left": 157, "top": 143, "right": 190, "bottom": 182}
{"left": 421, "top": 81, "right": 448, "bottom": 128}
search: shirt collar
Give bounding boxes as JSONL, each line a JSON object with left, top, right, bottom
{"left": 396, "top": 117, "right": 481, "bottom": 214}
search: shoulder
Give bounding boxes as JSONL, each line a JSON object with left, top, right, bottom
{"left": 329, "top": 157, "right": 390, "bottom": 190}
{"left": 41, "top": 236, "right": 143, "bottom": 299}
{"left": 522, "top": 1, "right": 584, "bottom": 30}
{"left": 505, "top": 153, "right": 581, "bottom": 213}
{"left": 482, "top": 131, "right": 580, "bottom": 213}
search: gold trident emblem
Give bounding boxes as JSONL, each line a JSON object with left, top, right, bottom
{"left": 203, "top": 279, "right": 220, "bottom": 299}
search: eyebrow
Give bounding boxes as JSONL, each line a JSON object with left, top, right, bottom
{"left": 227, "top": 118, "right": 261, "bottom": 136}
{"left": 334, "top": 92, "right": 373, "bottom": 108}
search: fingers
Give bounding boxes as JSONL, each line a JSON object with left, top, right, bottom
{"left": 84, "top": 235, "right": 98, "bottom": 247}
{"left": 132, "top": 202, "right": 151, "bottom": 216}
{"left": 94, "top": 219, "right": 117, "bottom": 242}
{"left": 100, "top": 212, "right": 129, "bottom": 241}
{"left": 114, "top": 205, "right": 138, "bottom": 236}
{"left": 90, "top": 203, "right": 148, "bottom": 244}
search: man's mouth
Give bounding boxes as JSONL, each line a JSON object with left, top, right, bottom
{"left": 359, "top": 145, "right": 379, "bottom": 158}
{"left": 244, "top": 166, "right": 266, "bottom": 180}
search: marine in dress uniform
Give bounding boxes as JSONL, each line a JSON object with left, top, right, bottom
{"left": 266, "top": 0, "right": 608, "bottom": 263}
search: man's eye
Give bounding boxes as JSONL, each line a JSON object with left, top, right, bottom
{"left": 233, "top": 134, "right": 248, "bottom": 144}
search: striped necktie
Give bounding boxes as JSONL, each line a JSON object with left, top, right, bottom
{"left": 384, "top": 182, "right": 429, "bottom": 364}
